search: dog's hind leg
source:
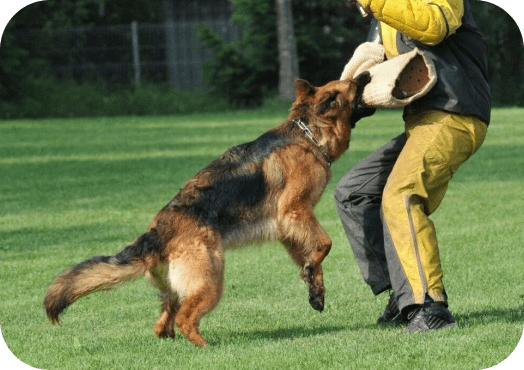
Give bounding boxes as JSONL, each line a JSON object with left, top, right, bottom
{"left": 148, "top": 264, "right": 179, "bottom": 338}
{"left": 278, "top": 203, "right": 332, "bottom": 312}
{"left": 154, "top": 297, "right": 179, "bottom": 338}
{"left": 169, "top": 236, "right": 224, "bottom": 347}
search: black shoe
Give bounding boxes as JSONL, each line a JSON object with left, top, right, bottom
{"left": 377, "top": 292, "right": 408, "bottom": 325}
{"left": 403, "top": 298, "right": 457, "bottom": 333}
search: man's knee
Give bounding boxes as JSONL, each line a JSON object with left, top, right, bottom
{"left": 334, "top": 170, "right": 361, "bottom": 207}
{"left": 381, "top": 180, "right": 411, "bottom": 226}
{"left": 335, "top": 133, "right": 405, "bottom": 208}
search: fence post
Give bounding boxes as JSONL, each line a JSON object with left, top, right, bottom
{"left": 131, "top": 20, "right": 141, "bottom": 86}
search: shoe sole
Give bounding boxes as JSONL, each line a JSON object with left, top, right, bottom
{"left": 377, "top": 315, "right": 408, "bottom": 326}
{"left": 402, "top": 322, "right": 458, "bottom": 333}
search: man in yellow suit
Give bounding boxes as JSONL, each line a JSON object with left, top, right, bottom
{"left": 335, "top": 0, "right": 490, "bottom": 331}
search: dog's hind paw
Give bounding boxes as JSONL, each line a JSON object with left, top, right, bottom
{"left": 156, "top": 329, "right": 176, "bottom": 339}
{"left": 309, "top": 290, "right": 324, "bottom": 312}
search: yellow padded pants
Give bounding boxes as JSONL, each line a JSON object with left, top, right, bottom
{"left": 382, "top": 109, "right": 487, "bottom": 307}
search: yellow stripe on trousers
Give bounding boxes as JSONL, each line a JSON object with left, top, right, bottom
{"left": 381, "top": 109, "right": 487, "bottom": 304}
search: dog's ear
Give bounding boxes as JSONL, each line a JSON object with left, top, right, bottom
{"left": 352, "top": 71, "right": 371, "bottom": 107}
{"left": 355, "top": 71, "right": 372, "bottom": 88}
{"left": 295, "top": 79, "right": 316, "bottom": 99}
{"left": 350, "top": 71, "right": 374, "bottom": 128}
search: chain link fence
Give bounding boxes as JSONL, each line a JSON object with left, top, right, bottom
{"left": 17, "top": 19, "right": 242, "bottom": 90}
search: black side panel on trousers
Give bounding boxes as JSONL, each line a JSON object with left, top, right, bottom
{"left": 334, "top": 133, "right": 406, "bottom": 295}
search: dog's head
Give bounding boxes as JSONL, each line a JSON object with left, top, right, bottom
{"left": 292, "top": 71, "right": 371, "bottom": 126}
{"left": 289, "top": 72, "right": 372, "bottom": 161}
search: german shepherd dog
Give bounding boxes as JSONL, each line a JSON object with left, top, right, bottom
{"left": 44, "top": 72, "right": 371, "bottom": 347}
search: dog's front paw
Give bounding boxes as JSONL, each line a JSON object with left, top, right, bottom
{"left": 303, "top": 263, "right": 314, "bottom": 285}
{"left": 309, "top": 290, "right": 324, "bottom": 312}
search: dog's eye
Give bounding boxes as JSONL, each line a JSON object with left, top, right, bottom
{"left": 320, "top": 96, "right": 338, "bottom": 113}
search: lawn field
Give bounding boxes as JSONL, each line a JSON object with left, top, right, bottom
{"left": 1, "top": 108, "right": 523, "bottom": 369}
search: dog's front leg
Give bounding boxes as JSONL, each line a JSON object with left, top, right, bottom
{"left": 278, "top": 204, "right": 332, "bottom": 312}
{"left": 303, "top": 263, "right": 326, "bottom": 312}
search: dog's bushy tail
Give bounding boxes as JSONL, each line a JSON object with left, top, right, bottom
{"left": 44, "top": 230, "right": 162, "bottom": 324}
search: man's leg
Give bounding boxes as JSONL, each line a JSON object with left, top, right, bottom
{"left": 334, "top": 133, "right": 406, "bottom": 295}
{"left": 381, "top": 111, "right": 487, "bottom": 329}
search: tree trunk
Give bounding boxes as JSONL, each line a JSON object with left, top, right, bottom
{"left": 162, "top": 0, "right": 177, "bottom": 88}
{"left": 275, "top": 0, "right": 299, "bottom": 100}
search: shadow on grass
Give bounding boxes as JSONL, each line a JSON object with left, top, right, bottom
{"left": 455, "top": 306, "right": 524, "bottom": 326}
{"left": 210, "top": 325, "right": 348, "bottom": 345}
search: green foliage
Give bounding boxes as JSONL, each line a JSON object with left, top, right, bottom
{"left": 196, "top": 0, "right": 280, "bottom": 107}
{"left": 0, "top": 78, "right": 230, "bottom": 119}
{"left": 7, "top": 0, "right": 162, "bottom": 29}
{"left": 1, "top": 109, "right": 523, "bottom": 369}
{"left": 0, "top": 15, "right": 49, "bottom": 101}
{"left": 230, "top": 0, "right": 280, "bottom": 86}
{"left": 198, "top": 0, "right": 523, "bottom": 107}
{"left": 292, "top": 0, "right": 368, "bottom": 85}
{"left": 197, "top": 0, "right": 368, "bottom": 106}
{"left": 470, "top": 2, "right": 524, "bottom": 106}
{"left": 197, "top": 24, "right": 264, "bottom": 107}
{"left": 0, "top": 0, "right": 164, "bottom": 104}
{"left": 1, "top": 1, "right": 522, "bottom": 117}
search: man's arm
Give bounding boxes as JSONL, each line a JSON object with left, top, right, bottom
{"left": 357, "top": 0, "right": 464, "bottom": 45}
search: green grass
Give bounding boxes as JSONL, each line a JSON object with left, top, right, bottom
{"left": 1, "top": 108, "right": 523, "bottom": 369}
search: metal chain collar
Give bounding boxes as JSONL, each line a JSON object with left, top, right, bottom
{"left": 293, "top": 118, "right": 332, "bottom": 166}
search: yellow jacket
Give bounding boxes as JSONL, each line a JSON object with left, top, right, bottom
{"left": 358, "top": 0, "right": 464, "bottom": 58}
{"left": 356, "top": 0, "right": 490, "bottom": 124}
